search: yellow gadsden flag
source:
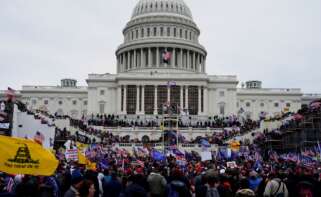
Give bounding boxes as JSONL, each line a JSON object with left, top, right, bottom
{"left": 0, "top": 135, "right": 59, "bottom": 176}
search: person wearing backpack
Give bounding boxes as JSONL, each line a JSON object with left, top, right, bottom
{"left": 263, "top": 174, "right": 288, "bottom": 197}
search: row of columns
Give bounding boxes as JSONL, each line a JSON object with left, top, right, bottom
{"left": 119, "top": 85, "right": 207, "bottom": 115}
{"left": 117, "top": 48, "right": 206, "bottom": 73}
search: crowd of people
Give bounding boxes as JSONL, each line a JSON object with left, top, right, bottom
{"left": 0, "top": 140, "right": 321, "bottom": 197}
{"left": 1, "top": 99, "right": 321, "bottom": 197}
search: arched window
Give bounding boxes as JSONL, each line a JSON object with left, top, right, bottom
{"left": 147, "top": 28, "right": 150, "bottom": 37}
{"left": 153, "top": 27, "right": 157, "bottom": 36}
{"left": 246, "top": 102, "right": 251, "bottom": 107}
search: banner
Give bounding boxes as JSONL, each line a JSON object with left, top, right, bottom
{"left": 65, "top": 148, "right": 78, "bottom": 161}
{"left": 200, "top": 151, "right": 212, "bottom": 161}
{"left": 0, "top": 135, "right": 58, "bottom": 176}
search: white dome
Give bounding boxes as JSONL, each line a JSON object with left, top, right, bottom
{"left": 132, "top": 0, "right": 193, "bottom": 20}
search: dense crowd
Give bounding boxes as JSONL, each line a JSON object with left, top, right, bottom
{"left": 1, "top": 141, "right": 321, "bottom": 197}
{"left": 1, "top": 99, "right": 320, "bottom": 197}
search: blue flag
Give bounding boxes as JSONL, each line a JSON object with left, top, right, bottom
{"left": 151, "top": 150, "right": 166, "bottom": 161}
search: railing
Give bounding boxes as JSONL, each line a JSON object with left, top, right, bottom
{"left": 22, "top": 86, "right": 87, "bottom": 91}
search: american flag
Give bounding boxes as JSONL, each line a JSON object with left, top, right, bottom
{"left": 136, "top": 160, "right": 145, "bottom": 167}
{"left": 162, "top": 51, "right": 172, "bottom": 64}
{"left": 34, "top": 131, "right": 45, "bottom": 145}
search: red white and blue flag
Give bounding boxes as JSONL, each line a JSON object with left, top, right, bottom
{"left": 162, "top": 51, "right": 172, "bottom": 64}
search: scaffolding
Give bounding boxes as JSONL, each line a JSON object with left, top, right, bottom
{"left": 265, "top": 110, "right": 321, "bottom": 152}
{"left": 161, "top": 103, "right": 180, "bottom": 154}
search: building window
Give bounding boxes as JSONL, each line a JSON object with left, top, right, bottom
{"left": 99, "top": 102, "right": 105, "bottom": 114}
{"left": 260, "top": 103, "right": 264, "bottom": 107}
{"left": 219, "top": 91, "right": 225, "bottom": 97}
{"left": 189, "top": 32, "right": 192, "bottom": 40}
{"left": 167, "top": 27, "right": 170, "bottom": 36}
{"left": 174, "top": 28, "right": 177, "bottom": 37}
{"left": 139, "top": 86, "right": 142, "bottom": 111}
{"left": 44, "top": 100, "right": 48, "bottom": 105}
{"left": 286, "top": 103, "right": 291, "bottom": 107}
{"left": 147, "top": 28, "right": 150, "bottom": 37}
{"left": 188, "top": 86, "right": 199, "bottom": 115}
{"left": 127, "top": 85, "right": 137, "bottom": 114}
{"left": 246, "top": 102, "right": 251, "bottom": 107}
{"left": 100, "top": 90, "right": 105, "bottom": 95}
{"left": 58, "top": 101, "right": 63, "bottom": 105}
{"left": 185, "top": 30, "right": 188, "bottom": 39}
{"left": 219, "top": 103, "right": 225, "bottom": 116}
{"left": 157, "top": 86, "right": 167, "bottom": 114}
{"left": 131, "top": 31, "right": 134, "bottom": 40}
{"left": 201, "top": 87, "right": 204, "bottom": 112}
{"left": 84, "top": 100, "right": 88, "bottom": 106}
{"left": 274, "top": 102, "right": 279, "bottom": 107}
{"left": 136, "top": 29, "right": 138, "bottom": 39}
{"left": 160, "top": 27, "right": 163, "bottom": 36}
{"left": 141, "top": 28, "right": 144, "bottom": 37}
{"left": 153, "top": 27, "right": 157, "bottom": 36}
{"left": 179, "top": 29, "right": 182, "bottom": 38}
{"left": 144, "top": 85, "right": 154, "bottom": 115}
{"left": 32, "top": 100, "right": 37, "bottom": 105}
{"left": 72, "top": 100, "right": 77, "bottom": 105}
{"left": 121, "top": 86, "right": 124, "bottom": 111}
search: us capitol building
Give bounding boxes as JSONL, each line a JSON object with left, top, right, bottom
{"left": 2, "top": 0, "right": 320, "bottom": 120}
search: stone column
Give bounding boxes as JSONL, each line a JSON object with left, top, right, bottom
{"left": 195, "top": 53, "right": 199, "bottom": 72}
{"left": 172, "top": 48, "right": 176, "bottom": 67}
{"left": 167, "top": 85, "right": 171, "bottom": 103}
{"left": 204, "top": 87, "right": 208, "bottom": 115}
{"left": 141, "top": 48, "right": 144, "bottom": 68}
{"left": 133, "top": 49, "right": 137, "bottom": 68}
{"left": 148, "top": 48, "right": 152, "bottom": 67}
{"left": 185, "top": 86, "right": 189, "bottom": 110}
{"left": 198, "top": 86, "right": 202, "bottom": 115}
{"left": 127, "top": 51, "right": 130, "bottom": 70}
{"left": 116, "top": 56, "right": 119, "bottom": 73}
{"left": 156, "top": 47, "right": 160, "bottom": 67}
{"left": 120, "top": 54, "right": 123, "bottom": 72}
{"left": 123, "top": 85, "right": 127, "bottom": 114}
{"left": 187, "top": 50, "right": 190, "bottom": 69}
{"left": 117, "top": 86, "right": 122, "bottom": 114}
{"left": 154, "top": 85, "right": 158, "bottom": 115}
{"left": 136, "top": 85, "right": 140, "bottom": 114}
{"left": 180, "top": 86, "right": 184, "bottom": 109}
{"left": 193, "top": 52, "right": 196, "bottom": 70}
{"left": 141, "top": 86, "right": 145, "bottom": 114}
{"left": 180, "top": 49, "right": 183, "bottom": 69}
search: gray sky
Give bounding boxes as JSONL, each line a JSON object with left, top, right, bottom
{"left": 0, "top": 0, "right": 321, "bottom": 93}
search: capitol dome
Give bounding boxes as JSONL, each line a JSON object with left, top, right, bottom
{"left": 131, "top": 0, "right": 193, "bottom": 20}
{"left": 116, "top": 0, "right": 207, "bottom": 74}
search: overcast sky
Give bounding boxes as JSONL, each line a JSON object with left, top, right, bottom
{"left": 0, "top": 0, "right": 320, "bottom": 93}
